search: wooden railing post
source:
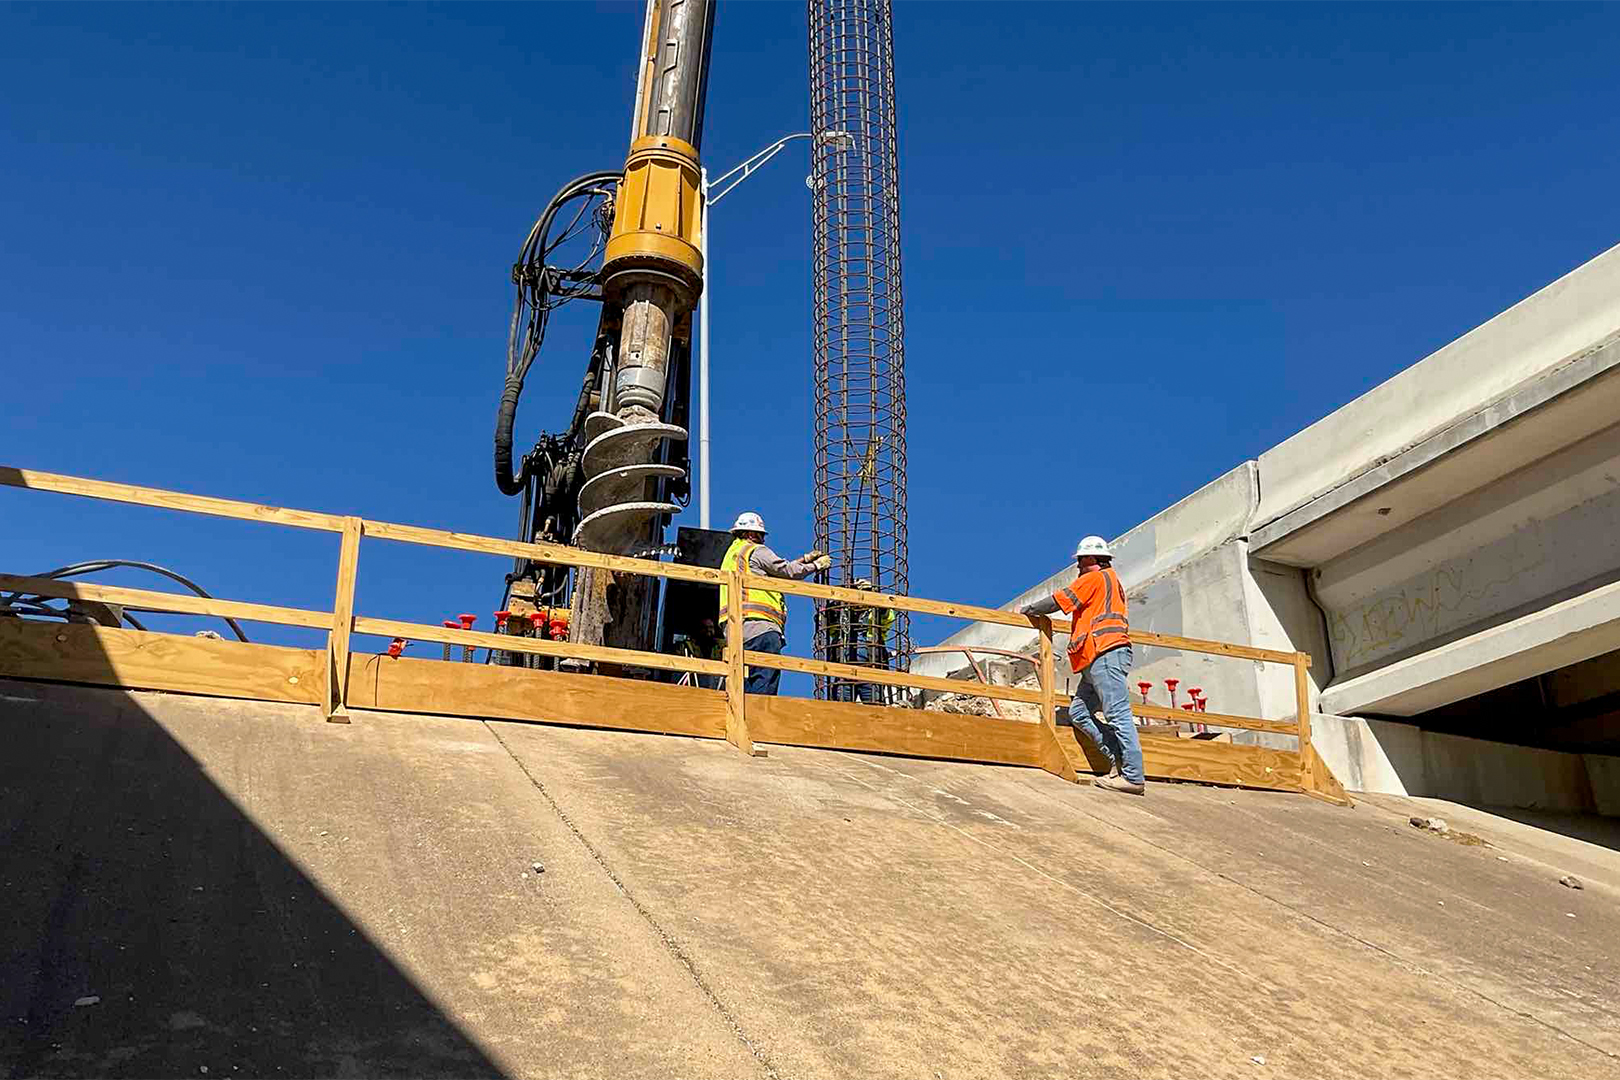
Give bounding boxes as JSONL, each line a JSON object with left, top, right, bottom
{"left": 1293, "top": 652, "right": 1315, "bottom": 794}
{"left": 1035, "top": 619, "right": 1078, "bottom": 783}
{"left": 724, "top": 567, "right": 756, "bottom": 756}
{"left": 323, "top": 516, "right": 362, "bottom": 724}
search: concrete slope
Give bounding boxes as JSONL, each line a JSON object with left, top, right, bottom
{"left": 4, "top": 680, "right": 1618, "bottom": 1079}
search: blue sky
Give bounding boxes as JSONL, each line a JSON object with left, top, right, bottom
{"left": 4, "top": 2, "right": 1619, "bottom": 688}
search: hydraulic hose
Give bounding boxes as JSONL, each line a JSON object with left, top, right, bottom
{"left": 494, "top": 169, "right": 622, "bottom": 496}
{"left": 3, "top": 560, "right": 249, "bottom": 641}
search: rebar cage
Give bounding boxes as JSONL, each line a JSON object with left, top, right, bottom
{"left": 808, "top": 0, "right": 910, "bottom": 699}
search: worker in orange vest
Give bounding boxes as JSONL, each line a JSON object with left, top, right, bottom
{"left": 1020, "top": 535, "right": 1144, "bottom": 795}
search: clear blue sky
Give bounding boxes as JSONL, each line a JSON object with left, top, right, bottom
{"left": 5, "top": 2, "right": 1619, "bottom": 687}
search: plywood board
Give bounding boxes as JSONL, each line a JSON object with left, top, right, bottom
{"left": 1131, "top": 701, "right": 1299, "bottom": 737}
{"left": 353, "top": 616, "right": 725, "bottom": 677}
{"left": 1056, "top": 723, "right": 1302, "bottom": 792}
{"left": 745, "top": 649, "right": 1044, "bottom": 705}
{"left": 747, "top": 694, "right": 1044, "bottom": 768}
{"left": 324, "top": 516, "right": 362, "bottom": 722}
{"left": 0, "top": 465, "right": 344, "bottom": 532}
{"left": 362, "top": 518, "right": 724, "bottom": 586}
{"left": 0, "top": 572, "right": 332, "bottom": 630}
{"left": 0, "top": 618, "right": 322, "bottom": 705}
{"left": 345, "top": 653, "right": 729, "bottom": 740}
{"left": 759, "top": 574, "right": 1032, "bottom": 629}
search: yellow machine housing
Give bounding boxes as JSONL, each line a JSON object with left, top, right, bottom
{"left": 603, "top": 134, "right": 705, "bottom": 300}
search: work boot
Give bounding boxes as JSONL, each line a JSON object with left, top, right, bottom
{"left": 1094, "top": 773, "right": 1145, "bottom": 796}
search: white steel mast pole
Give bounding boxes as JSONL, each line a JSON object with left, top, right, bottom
{"left": 699, "top": 166, "right": 712, "bottom": 530}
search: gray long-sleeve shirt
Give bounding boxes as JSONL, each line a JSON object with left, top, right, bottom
{"left": 741, "top": 542, "right": 819, "bottom": 642}
{"left": 1021, "top": 593, "right": 1061, "bottom": 617}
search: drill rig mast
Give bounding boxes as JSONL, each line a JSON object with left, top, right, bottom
{"left": 493, "top": 0, "right": 715, "bottom": 662}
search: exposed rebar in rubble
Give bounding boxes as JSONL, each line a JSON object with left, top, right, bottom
{"left": 808, "top": 0, "right": 911, "bottom": 699}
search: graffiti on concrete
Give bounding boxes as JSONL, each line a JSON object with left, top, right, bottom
{"left": 1328, "top": 538, "right": 1548, "bottom": 668}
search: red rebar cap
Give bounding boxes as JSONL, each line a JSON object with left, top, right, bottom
{"left": 458, "top": 614, "right": 476, "bottom": 630}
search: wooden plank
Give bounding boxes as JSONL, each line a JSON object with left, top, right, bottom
{"left": 351, "top": 616, "right": 726, "bottom": 677}
{"left": 1055, "top": 723, "right": 1303, "bottom": 792}
{"left": 1130, "top": 701, "right": 1300, "bottom": 737}
{"left": 0, "top": 617, "right": 322, "bottom": 705}
{"left": 748, "top": 694, "right": 1044, "bottom": 768}
{"left": 1294, "top": 654, "right": 1316, "bottom": 794}
{"left": 1035, "top": 626, "right": 1077, "bottom": 782}
{"left": 361, "top": 518, "right": 725, "bottom": 586}
{"left": 1129, "top": 629, "right": 1300, "bottom": 666}
{"left": 744, "top": 649, "right": 1045, "bottom": 705}
{"left": 324, "top": 516, "right": 362, "bottom": 723}
{"left": 1302, "top": 745, "right": 1353, "bottom": 807}
{"left": 346, "top": 652, "right": 729, "bottom": 739}
{"left": 723, "top": 569, "right": 755, "bottom": 755}
{"left": 753, "top": 574, "right": 1033, "bottom": 629}
{"left": 0, "top": 465, "right": 345, "bottom": 532}
{"left": 0, "top": 573, "right": 332, "bottom": 631}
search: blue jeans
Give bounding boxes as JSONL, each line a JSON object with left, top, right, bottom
{"left": 1070, "top": 645, "right": 1143, "bottom": 785}
{"left": 744, "top": 629, "right": 784, "bottom": 696}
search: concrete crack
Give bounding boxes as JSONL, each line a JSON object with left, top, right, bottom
{"left": 482, "top": 721, "right": 782, "bottom": 1079}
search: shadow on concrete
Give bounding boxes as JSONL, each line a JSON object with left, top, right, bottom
{"left": 1460, "top": 802, "right": 1620, "bottom": 854}
{"left": 0, "top": 673, "right": 503, "bottom": 1079}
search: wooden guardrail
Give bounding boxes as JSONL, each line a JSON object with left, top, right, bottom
{"left": 0, "top": 465, "right": 1348, "bottom": 803}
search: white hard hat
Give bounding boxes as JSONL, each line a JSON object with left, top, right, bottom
{"left": 731, "top": 511, "right": 768, "bottom": 535}
{"left": 1074, "top": 535, "right": 1112, "bottom": 559}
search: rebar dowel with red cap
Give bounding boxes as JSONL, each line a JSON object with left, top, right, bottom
{"left": 1164, "top": 678, "right": 1180, "bottom": 709}
{"left": 387, "top": 638, "right": 407, "bottom": 659}
{"left": 441, "top": 621, "right": 459, "bottom": 661}
{"left": 529, "top": 613, "right": 547, "bottom": 668}
{"left": 458, "top": 614, "right": 477, "bottom": 662}
{"left": 1137, "top": 681, "right": 1152, "bottom": 705}
{"left": 493, "top": 611, "right": 511, "bottom": 666}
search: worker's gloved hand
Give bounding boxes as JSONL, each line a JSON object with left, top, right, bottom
{"left": 800, "top": 550, "right": 825, "bottom": 563}
{"left": 812, "top": 554, "right": 833, "bottom": 572}
{"left": 1018, "top": 603, "right": 1041, "bottom": 618}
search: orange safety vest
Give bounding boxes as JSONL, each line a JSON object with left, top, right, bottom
{"left": 1053, "top": 566, "right": 1130, "bottom": 673}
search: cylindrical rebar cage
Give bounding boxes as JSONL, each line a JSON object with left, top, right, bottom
{"left": 808, "top": 0, "right": 910, "bottom": 701}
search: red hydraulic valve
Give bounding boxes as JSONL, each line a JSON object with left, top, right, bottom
{"left": 1137, "top": 681, "right": 1152, "bottom": 704}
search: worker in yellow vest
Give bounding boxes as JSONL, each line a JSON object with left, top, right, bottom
{"left": 826, "top": 578, "right": 896, "bottom": 704}
{"left": 719, "top": 512, "right": 831, "bottom": 695}
{"left": 1020, "top": 535, "right": 1143, "bottom": 795}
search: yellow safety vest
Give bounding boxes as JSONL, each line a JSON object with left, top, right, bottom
{"left": 718, "top": 538, "right": 787, "bottom": 632}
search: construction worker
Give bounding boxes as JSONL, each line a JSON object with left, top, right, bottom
{"left": 674, "top": 616, "right": 723, "bottom": 689}
{"left": 1019, "top": 535, "right": 1144, "bottom": 795}
{"left": 825, "top": 578, "right": 895, "bottom": 704}
{"left": 719, "top": 512, "right": 832, "bottom": 696}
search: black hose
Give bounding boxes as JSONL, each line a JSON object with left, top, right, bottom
{"left": 494, "top": 169, "right": 620, "bottom": 496}
{"left": 4, "top": 560, "right": 251, "bottom": 642}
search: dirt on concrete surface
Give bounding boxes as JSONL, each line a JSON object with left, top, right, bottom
{"left": 3, "top": 678, "right": 1618, "bottom": 1079}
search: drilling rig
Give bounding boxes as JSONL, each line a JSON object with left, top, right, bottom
{"left": 492, "top": 0, "right": 717, "bottom": 665}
